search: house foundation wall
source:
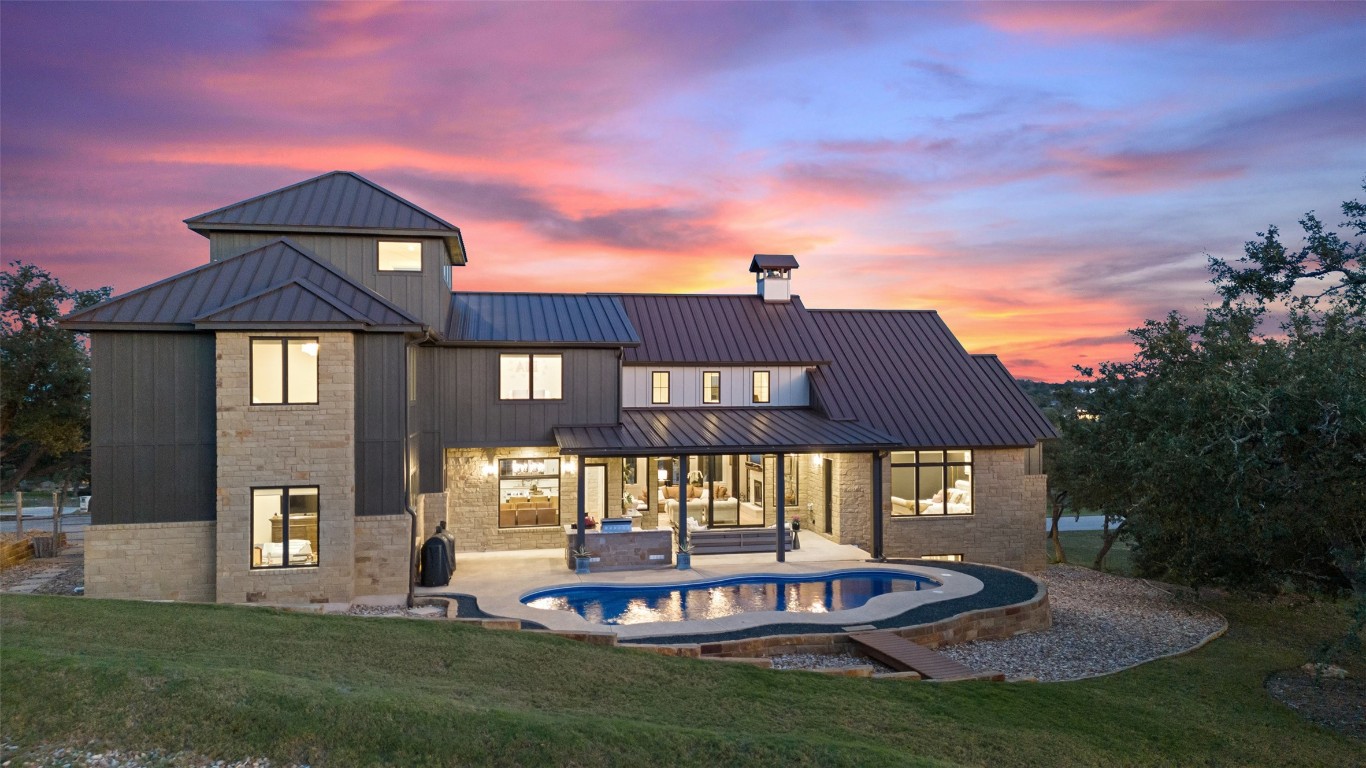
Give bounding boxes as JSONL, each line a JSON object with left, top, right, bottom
{"left": 84, "top": 521, "right": 216, "bottom": 602}
{"left": 214, "top": 331, "right": 358, "bottom": 604}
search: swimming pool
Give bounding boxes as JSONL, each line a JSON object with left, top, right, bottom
{"left": 520, "top": 569, "right": 942, "bottom": 625}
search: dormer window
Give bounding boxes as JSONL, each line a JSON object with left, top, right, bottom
{"left": 378, "top": 241, "right": 422, "bottom": 272}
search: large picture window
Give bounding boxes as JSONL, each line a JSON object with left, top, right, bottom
{"left": 251, "top": 487, "right": 319, "bottom": 568}
{"left": 499, "top": 354, "right": 562, "bottom": 400}
{"left": 498, "top": 458, "right": 560, "bottom": 528}
{"left": 702, "top": 371, "right": 721, "bottom": 404}
{"left": 651, "top": 371, "right": 670, "bottom": 404}
{"left": 251, "top": 338, "right": 318, "bottom": 405}
{"left": 889, "top": 450, "right": 973, "bottom": 516}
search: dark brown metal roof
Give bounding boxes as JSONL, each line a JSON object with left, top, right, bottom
{"left": 446, "top": 292, "right": 640, "bottom": 346}
{"left": 184, "top": 171, "right": 467, "bottom": 265}
{"left": 807, "top": 310, "right": 1058, "bottom": 448}
{"left": 62, "top": 238, "right": 422, "bottom": 332}
{"left": 608, "top": 293, "right": 832, "bottom": 365}
{"left": 749, "top": 254, "right": 800, "bottom": 272}
{"left": 554, "top": 407, "right": 901, "bottom": 456}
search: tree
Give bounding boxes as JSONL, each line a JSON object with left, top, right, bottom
{"left": 1051, "top": 182, "right": 1365, "bottom": 594}
{"left": 0, "top": 262, "right": 110, "bottom": 491}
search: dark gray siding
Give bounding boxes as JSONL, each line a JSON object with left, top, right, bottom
{"left": 355, "top": 334, "right": 407, "bottom": 516}
{"left": 210, "top": 233, "right": 450, "bottom": 332}
{"left": 414, "top": 346, "right": 620, "bottom": 462}
{"left": 90, "top": 332, "right": 216, "bottom": 524}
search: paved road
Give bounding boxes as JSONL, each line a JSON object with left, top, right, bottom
{"left": 1045, "top": 515, "right": 1116, "bottom": 532}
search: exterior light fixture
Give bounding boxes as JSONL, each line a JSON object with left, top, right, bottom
{"left": 482, "top": 462, "right": 496, "bottom": 476}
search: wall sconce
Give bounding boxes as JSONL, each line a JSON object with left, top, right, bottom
{"left": 564, "top": 458, "right": 577, "bottom": 474}
{"left": 482, "top": 462, "right": 496, "bottom": 477}
{"left": 811, "top": 453, "right": 822, "bottom": 466}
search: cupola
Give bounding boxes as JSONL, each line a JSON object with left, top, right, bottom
{"left": 749, "top": 254, "right": 799, "bottom": 303}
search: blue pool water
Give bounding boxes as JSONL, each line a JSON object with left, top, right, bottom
{"left": 521, "top": 570, "right": 941, "bottom": 625}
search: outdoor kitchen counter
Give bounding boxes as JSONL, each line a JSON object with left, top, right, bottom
{"left": 563, "top": 525, "right": 674, "bottom": 571}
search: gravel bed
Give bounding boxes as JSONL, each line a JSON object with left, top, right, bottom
{"left": 937, "top": 565, "right": 1225, "bottom": 682}
{"left": 1, "top": 739, "right": 300, "bottom": 767}
{"left": 769, "top": 652, "right": 894, "bottom": 673}
{"left": 345, "top": 604, "right": 446, "bottom": 619}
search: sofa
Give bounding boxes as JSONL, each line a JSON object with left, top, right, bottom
{"left": 660, "top": 485, "right": 740, "bottom": 525}
{"left": 892, "top": 479, "right": 971, "bottom": 516}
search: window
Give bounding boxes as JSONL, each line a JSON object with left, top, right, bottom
{"left": 251, "top": 487, "right": 319, "bottom": 568}
{"left": 251, "top": 338, "right": 318, "bottom": 405}
{"left": 889, "top": 450, "right": 973, "bottom": 516}
{"left": 499, "top": 354, "right": 562, "bottom": 400}
{"left": 378, "top": 241, "right": 422, "bottom": 271}
{"left": 651, "top": 371, "right": 670, "bottom": 404}
{"left": 752, "top": 370, "right": 770, "bottom": 403}
{"left": 498, "top": 458, "right": 560, "bottom": 528}
{"left": 702, "top": 371, "right": 721, "bottom": 404}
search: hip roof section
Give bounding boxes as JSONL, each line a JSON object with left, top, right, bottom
{"left": 446, "top": 292, "right": 640, "bottom": 346}
{"left": 807, "top": 309, "right": 1058, "bottom": 448}
{"left": 61, "top": 237, "right": 422, "bottom": 332}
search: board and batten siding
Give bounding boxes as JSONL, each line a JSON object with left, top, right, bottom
{"left": 621, "top": 365, "right": 809, "bottom": 408}
{"left": 89, "top": 332, "right": 217, "bottom": 525}
{"left": 413, "top": 346, "right": 619, "bottom": 457}
{"left": 209, "top": 232, "right": 451, "bottom": 333}
{"left": 354, "top": 334, "right": 406, "bottom": 516}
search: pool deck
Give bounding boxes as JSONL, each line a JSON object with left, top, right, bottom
{"left": 421, "top": 533, "right": 984, "bottom": 640}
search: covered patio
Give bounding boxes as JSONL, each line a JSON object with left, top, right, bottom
{"left": 554, "top": 407, "right": 902, "bottom": 566}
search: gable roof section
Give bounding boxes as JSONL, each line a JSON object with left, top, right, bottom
{"left": 62, "top": 238, "right": 422, "bottom": 332}
{"left": 446, "top": 292, "right": 640, "bottom": 346}
{"left": 808, "top": 309, "right": 1058, "bottom": 448}
{"left": 184, "top": 171, "right": 467, "bottom": 265}
{"left": 610, "top": 293, "right": 832, "bottom": 365}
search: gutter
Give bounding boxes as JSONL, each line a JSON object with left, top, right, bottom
{"left": 402, "top": 329, "right": 439, "bottom": 608}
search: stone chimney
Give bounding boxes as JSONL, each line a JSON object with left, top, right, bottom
{"left": 749, "top": 254, "right": 799, "bottom": 303}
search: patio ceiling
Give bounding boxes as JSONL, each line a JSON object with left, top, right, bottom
{"left": 554, "top": 407, "right": 901, "bottom": 457}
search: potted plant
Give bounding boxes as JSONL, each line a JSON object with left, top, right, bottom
{"left": 622, "top": 492, "right": 634, "bottom": 512}
{"left": 571, "top": 545, "right": 593, "bottom": 574}
{"left": 675, "top": 540, "right": 694, "bottom": 570}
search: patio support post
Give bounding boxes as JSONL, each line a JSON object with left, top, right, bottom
{"left": 871, "top": 451, "right": 885, "bottom": 561}
{"left": 575, "top": 455, "right": 586, "bottom": 554}
{"left": 776, "top": 452, "right": 786, "bottom": 563}
{"left": 677, "top": 454, "right": 688, "bottom": 561}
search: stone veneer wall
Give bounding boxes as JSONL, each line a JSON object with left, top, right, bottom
{"left": 445, "top": 448, "right": 624, "bottom": 552}
{"left": 215, "top": 331, "right": 357, "bottom": 603}
{"left": 354, "top": 514, "right": 411, "bottom": 597}
{"left": 881, "top": 448, "right": 1047, "bottom": 572}
{"left": 84, "top": 521, "right": 216, "bottom": 602}
{"left": 831, "top": 452, "right": 874, "bottom": 547}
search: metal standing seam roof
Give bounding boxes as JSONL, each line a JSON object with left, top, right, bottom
{"left": 609, "top": 293, "right": 833, "bottom": 365}
{"left": 806, "top": 309, "right": 1058, "bottom": 448}
{"left": 446, "top": 292, "right": 641, "bottom": 346}
{"left": 61, "top": 238, "right": 422, "bottom": 332}
{"left": 554, "top": 408, "right": 902, "bottom": 456}
{"left": 183, "top": 171, "right": 467, "bottom": 265}
{"left": 749, "top": 254, "right": 800, "bottom": 272}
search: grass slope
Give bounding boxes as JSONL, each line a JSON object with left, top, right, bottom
{"left": 1, "top": 593, "right": 1361, "bottom": 767}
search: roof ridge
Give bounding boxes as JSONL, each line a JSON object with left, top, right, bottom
{"left": 183, "top": 170, "right": 457, "bottom": 232}
{"left": 191, "top": 277, "right": 370, "bottom": 324}
{"left": 271, "top": 237, "right": 422, "bottom": 325}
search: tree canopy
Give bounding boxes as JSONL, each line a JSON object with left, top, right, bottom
{"left": 1, "top": 262, "right": 110, "bottom": 491}
{"left": 1052, "top": 183, "right": 1365, "bottom": 594}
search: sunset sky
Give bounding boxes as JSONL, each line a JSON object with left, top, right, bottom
{"left": 3, "top": 1, "right": 1363, "bottom": 380}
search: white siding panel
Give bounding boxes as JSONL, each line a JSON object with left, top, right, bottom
{"left": 622, "top": 365, "right": 809, "bottom": 408}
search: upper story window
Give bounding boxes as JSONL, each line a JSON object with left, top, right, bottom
{"left": 378, "top": 241, "right": 422, "bottom": 272}
{"left": 702, "top": 371, "right": 721, "bottom": 404}
{"left": 752, "top": 370, "right": 771, "bottom": 403}
{"left": 651, "top": 371, "right": 670, "bottom": 404}
{"left": 500, "top": 354, "right": 562, "bottom": 400}
{"left": 251, "top": 338, "right": 318, "bottom": 405}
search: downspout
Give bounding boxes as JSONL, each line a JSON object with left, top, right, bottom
{"left": 403, "top": 329, "right": 439, "bottom": 608}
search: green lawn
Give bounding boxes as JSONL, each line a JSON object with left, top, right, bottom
{"left": 1048, "top": 529, "right": 1135, "bottom": 575}
{"left": 2, "top": 593, "right": 1361, "bottom": 767}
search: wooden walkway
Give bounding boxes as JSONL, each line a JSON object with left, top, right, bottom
{"left": 848, "top": 630, "right": 983, "bottom": 680}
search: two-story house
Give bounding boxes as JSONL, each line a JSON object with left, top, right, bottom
{"left": 63, "top": 171, "right": 1057, "bottom": 604}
